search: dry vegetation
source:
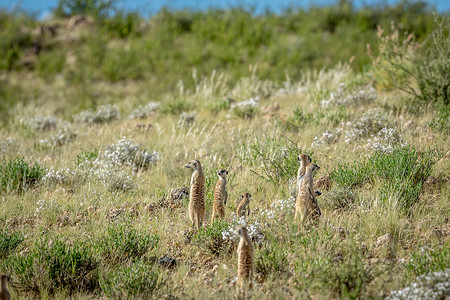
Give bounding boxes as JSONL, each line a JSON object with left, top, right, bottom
{"left": 0, "top": 1, "right": 449, "bottom": 299}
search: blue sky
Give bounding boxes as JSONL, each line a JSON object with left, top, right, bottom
{"left": 1, "top": 0, "right": 448, "bottom": 19}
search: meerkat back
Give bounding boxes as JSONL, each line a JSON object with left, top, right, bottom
{"left": 237, "top": 226, "right": 254, "bottom": 298}
{"left": 295, "top": 163, "right": 320, "bottom": 223}
{"left": 0, "top": 274, "right": 11, "bottom": 300}
{"left": 236, "top": 193, "right": 251, "bottom": 219}
{"left": 297, "top": 153, "right": 312, "bottom": 191}
{"left": 211, "top": 169, "right": 228, "bottom": 223}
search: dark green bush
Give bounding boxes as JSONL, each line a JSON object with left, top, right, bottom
{"left": 100, "top": 260, "right": 165, "bottom": 298}
{"left": 255, "top": 243, "right": 289, "bottom": 279}
{"left": 53, "top": 0, "right": 116, "bottom": 19}
{"left": 0, "top": 229, "right": 24, "bottom": 259}
{"left": 192, "top": 219, "right": 231, "bottom": 255}
{"left": 74, "top": 149, "right": 99, "bottom": 166}
{"left": 3, "top": 236, "right": 99, "bottom": 295}
{"left": 0, "top": 156, "right": 44, "bottom": 193}
{"left": 331, "top": 147, "right": 439, "bottom": 212}
{"left": 98, "top": 223, "right": 159, "bottom": 263}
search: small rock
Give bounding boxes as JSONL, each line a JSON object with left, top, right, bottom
{"left": 159, "top": 256, "right": 177, "bottom": 269}
{"left": 374, "top": 233, "right": 395, "bottom": 259}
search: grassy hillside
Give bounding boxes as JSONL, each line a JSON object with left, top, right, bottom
{"left": 0, "top": 1, "right": 449, "bottom": 299}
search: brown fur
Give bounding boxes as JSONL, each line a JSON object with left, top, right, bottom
{"left": 211, "top": 169, "right": 228, "bottom": 223}
{"left": 237, "top": 226, "right": 254, "bottom": 298}
{"left": 295, "top": 163, "right": 321, "bottom": 223}
{"left": 0, "top": 274, "right": 11, "bottom": 300}
{"left": 185, "top": 160, "right": 205, "bottom": 230}
{"left": 297, "top": 153, "right": 312, "bottom": 191}
{"left": 236, "top": 193, "right": 251, "bottom": 219}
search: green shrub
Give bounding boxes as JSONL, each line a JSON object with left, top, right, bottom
{"left": 36, "top": 50, "right": 66, "bottom": 81}
{"left": 370, "top": 15, "right": 449, "bottom": 106}
{"left": 0, "top": 156, "right": 44, "bottom": 193}
{"left": 331, "top": 147, "right": 439, "bottom": 212}
{"left": 102, "top": 11, "right": 140, "bottom": 38}
{"left": 3, "top": 236, "right": 99, "bottom": 295}
{"left": 0, "top": 229, "right": 24, "bottom": 259}
{"left": 53, "top": 0, "right": 116, "bottom": 19}
{"left": 74, "top": 149, "right": 99, "bottom": 166}
{"left": 192, "top": 219, "right": 231, "bottom": 255}
{"left": 160, "top": 98, "right": 192, "bottom": 115}
{"left": 241, "top": 137, "right": 303, "bottom": 185}
{"left": 255, "top": 243, "right": 289, "bottom": 279}
{"left": 330, "top": 161, "right": 372, "bottom": 189}
{"left": 320, "top": 250, "right": 372, "bottom": 299}
{"left": 98, "top": 223, "right": 159, "bottom": 263}
{"left": 100, "top": 260, "right": 165, "bottom": 298}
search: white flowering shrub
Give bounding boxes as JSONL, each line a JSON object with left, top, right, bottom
{"left": 20, "top": 115, "right": 60, "bottom": 131}
{"left": 363, "top": 127, "right": 407, "bottom": 153}
{"left": 311, "top": 128, "right": 342, "bottom": 148}
{"left": 128, "top": 102, "right": 160, "bottom": 119}
{"left": 320, "top": 83, "right": 377, "bottom": 108}
{"left": 343, "top": 108, "right": 392, "bottom": 143}
{"left": 93, "top": 167, "right": 136, "bottom": 192}
{"left": 230, "top": 96, "right": 260, "bottom": 119}
{"left": 99, "top": 137, "right": 159, "bottom": 171}
{"left": 39, "top": 124, "right": 77, "bottom": 147}
{"left": 42, "top": 166, "right": 80, "bottom": 186}
{"left": 311, "top": 108, "right": 404, "bottom": 153}
{"left": 73, "top": 104, "right": 120, "bottom": 124}
{"left": 386, "top": 269, "right": 450, "bottom": 300}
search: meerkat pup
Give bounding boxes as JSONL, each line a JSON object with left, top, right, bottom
{"left": 295, "top": 163, "right": 321, "bottom": 224}
{"left": 0, "top": 273, "right": 11, "bottom": 300}
{"left": 185, "top": 160, "right": 205, "bottom": 230}
{"left": 211, "top": 169, "right": 228, "bottom": 224}
{"left": 236, "top": 226, "right": 254, "bottom": 298}
{"left": 236, "top": 193, "right": 251, "bottom": 219}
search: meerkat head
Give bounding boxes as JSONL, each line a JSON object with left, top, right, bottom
{"left": 240, "top": 192, "right": 251, "bottom": 203}
{"left": 185, "top": 159, "right": 201, "bottom": 170}
{"left": 237, "top": 225, "right": 249, "bottom": 237}
{"left": 217, "top": 169, "right": 228, "bottom": 179}
{"left": 306, "top": 163, "right": 320, "bottom": 173}
{"left": 298, "top": 153, "right": 312, "bottom": 166}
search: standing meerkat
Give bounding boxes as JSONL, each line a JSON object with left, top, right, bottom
{"left": 236, "top": 226, "right": 254, "bottom": 298}
{"left": 295, "top": 163, "right": 321, "bottom": 223}
{"left": 185, "top": 160, "right": 205, "bottom": 230}
{"left": 297, "top": 153, "right": 312, "bottom": 191}
{"left": 211, "top": 169, "right": 228, "bottom": 223}
{"left": 0, "top": 273, "right": 11, "bottom": 300}
{"left": 236, "top": 193, "right": 251, "bottom": 219}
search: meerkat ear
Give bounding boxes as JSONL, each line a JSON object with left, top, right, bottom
{"left": 226, "top": 171, "right": 229, "bottom": 175}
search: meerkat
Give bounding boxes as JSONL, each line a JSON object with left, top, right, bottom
{"left": 236, "top": 226, "right": 254, "bottom": 298}
{"left": 297, "top": 153, "right": 312, "bottom": 191}
{"left": 211, "top": 169, "right": 228, "bottom": 224}
{"left": 0, "top": 273, "right": 11, "bottom": 300}
{"left": 295, "top": 163, "right": 321, "bottom": 224}
{"left": 185, "top": 160, "right": 205, "bottom": 230}
{"left": 236, "top": 193, "right": 251, "bottom": 219}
